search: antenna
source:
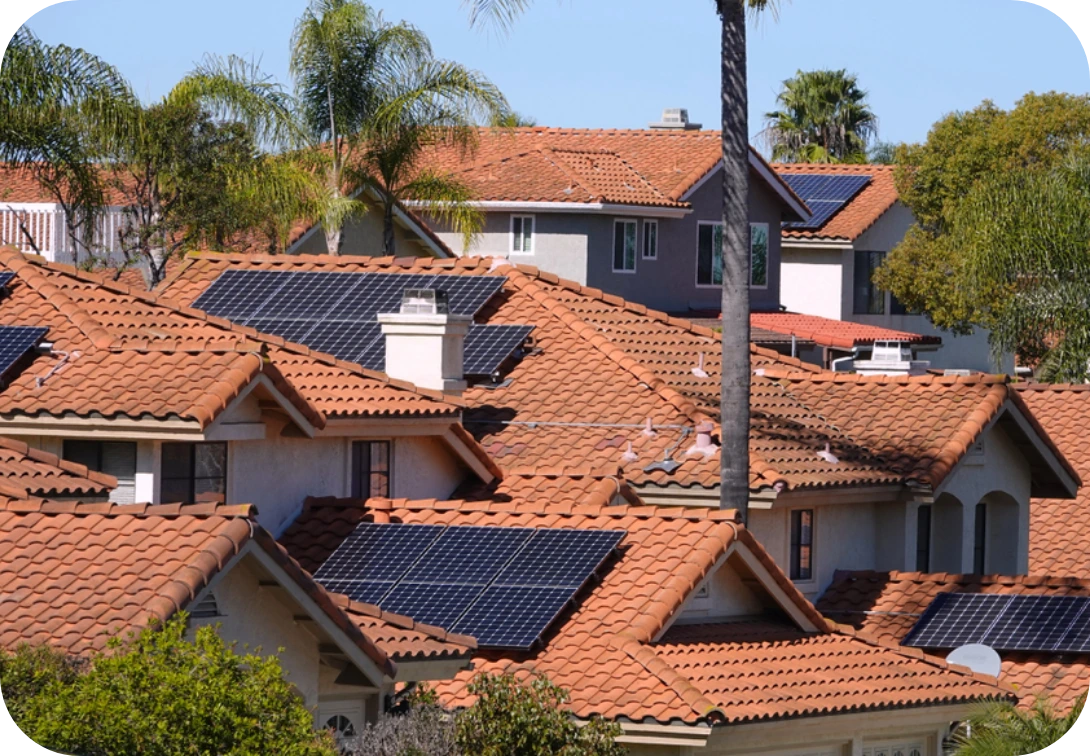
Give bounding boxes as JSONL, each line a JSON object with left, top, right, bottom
{"left": 945, "top": 644, "right": 1002, "bottom": 678}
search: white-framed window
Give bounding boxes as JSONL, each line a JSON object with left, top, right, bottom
{"left": 63, "top": 440, "right": 137, "bottom": 504}
{"left": 642, "top": 220, "right": 658, "bottom": 259}
{"left": 351, "top": 440, "right": 391, "bottom": 499}
{"left": 863, "top": 740, "right": 925, "bottom": 756}
{"left": 510, "top": 215, "right": 534, "bottom": 255}
{"left": 613, "top": 219, "right": 637, "bottom": 273}
{"left": 695, "top": 221, "right": 772, "bottom": 288}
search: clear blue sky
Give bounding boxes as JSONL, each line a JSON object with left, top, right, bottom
{"left": 18, "top": 0, "right": 1090, "bottom": 149}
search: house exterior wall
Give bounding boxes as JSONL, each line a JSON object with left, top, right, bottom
{"left": 781, "top": 247, "right": 843, "bottom": 321}
{"left": 430, "top": 168, "right": 786, "bottom": 314}
{"left": 293, "top": 195, "right": 423, "bottom": 257}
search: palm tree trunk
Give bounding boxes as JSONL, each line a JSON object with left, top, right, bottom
{"left": 382, "top": 200, "right": 397, "bottom": 257}
{"left": 718, "top": 0, "right": 751, "bottom": 523}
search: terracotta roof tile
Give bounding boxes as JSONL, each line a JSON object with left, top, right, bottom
{"left": 750, "top": 312, "right": 941, "bottom": 349}
{"left": 281, "top": 482, "right": 1011, "bottom": 724}
{"left": 817, "top": 570, "right": 1090, "bottom": 712}
{"left": 329, "top": 594, "right": 476, "bottom": 661}
{"left": 0, "top": 436, "right": 116, "bottom": 497}
{"left": 774, "top": 164, "right": 899, "bottom": 241}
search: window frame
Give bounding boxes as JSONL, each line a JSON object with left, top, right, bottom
{"left": 973, "top": 502, "right": 987, "bottom": 574}
{"left": 853, "top": 250, "right": 887, "bottom": 315}
{"left": 612, "top": 218, "right": 638, "bottom": 274}
{"left": 62, "top": 440, "right": 138, "bottom": 504}
{"left": 159, "top": 441, "right": 228, "bottom": 504}
{"left": 789, "top": 508, "right": 815, "bottom": 583}
{"left": 916, "top": 504, "right": 932, "bottom": 573}
{"left": 749, "top": 222, "right": 770, "bottom": 289}
{"left": 510, "top": 214, "right": 535, "bottom": 255}
{"left": 351, "top": 440, "right": 392, "bottom": 500}
{"left": 642, "top": 220, "right": 658, "bottom": 260}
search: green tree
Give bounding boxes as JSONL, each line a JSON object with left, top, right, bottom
{"left": 2, "top": 616, "right": 337, "bottom": 756}
{"left": 290, "top": 0, "right": 508, "bottom": 255}
{"left": 762, "top": 69, "right": 878, "bottom": 163}
{"left": 950, "top": 694, "right": 1085, "bottom": 756}
{"left": 874, "top": 92, "right": 1090, "bottom": 363}
{"left": 455, "top": 673, "right": 624, "bottom": 756}
{"left": 465, "top": 0, "right": 777, "bottom": 525}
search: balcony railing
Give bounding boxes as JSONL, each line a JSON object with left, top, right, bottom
{"left": 0, "top": 204, "right": 130, "bottom": 264}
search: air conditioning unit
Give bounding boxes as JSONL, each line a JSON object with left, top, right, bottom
{"left": 854, "top": 340, "right": 931, "bottom": 377}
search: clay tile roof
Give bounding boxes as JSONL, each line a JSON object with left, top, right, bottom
{"left": 774, "top": 163, "right": 899, "bottom": 241}
{"left": 817, "top": 570, "right": 1090, "bottom": 713}
{"left": 0, "top": 435, "right": 116, "bottom": 497}
{"left": 160, "top": 252, "right": 1072, "bottom": 497}
{"left": 0, "top": 248, "right": 461, "bottom": 427}
{"left": 329, "top": 595, "right": 476, "bottom": 661}
{"left": 281, "top": 479, "right": 1011, "bottom": 724}
{"left": 750, "top": 312, "right": 941, "bottom": 349}
{"left": 1015, "top": 385, "right": 1090, "bottom": 576}
{"left": 0, "top": 496, "right": 401, "bottom": 677}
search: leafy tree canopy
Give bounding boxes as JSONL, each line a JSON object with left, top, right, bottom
{"left": 874, "top": 92, "right": 1090, "bottom": 367}
{"left": 1, "top": 616, "right": 337, "bottom": 756}
{"left": 950, "top": 694, "right": 1085, "bottom": 756}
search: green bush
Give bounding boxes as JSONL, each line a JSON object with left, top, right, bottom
{"left": 1, "top": 615, "right": 337, "bottom": 756}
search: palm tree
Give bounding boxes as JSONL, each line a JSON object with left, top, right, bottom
{"left": 290, "top": 0, "right": 509, "bottom": 255}
{"left": 950, "top": 694, "right": 1084, "bottom": 756}
{"left": 465, "top": 0, "right": 774, "bottom": 523}
{"left": 762, "top": 69, "right": 878, "bottom": 164}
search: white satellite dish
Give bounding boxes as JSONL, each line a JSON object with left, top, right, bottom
{"left": 946, "top": 644, "right": 1002, "bottom": 678}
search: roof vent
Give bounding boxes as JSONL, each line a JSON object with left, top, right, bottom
{"left": 190, "top": 592, "right": 220, "bottom": 619}
{"left": 649, "top": 108, "right": 702, "bottom": 131}
{"left": 852, "top": 340, "right": 931, "bottom": 377}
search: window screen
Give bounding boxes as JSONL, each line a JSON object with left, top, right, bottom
{"left": 642, "top": 221, "right": 658, "bottom": 259}
{"left": 613, "top": 220, "right": 637, "bottom": 271}
{"left": 352, "top": 440, "right": 391, "bottom": 499}
{"left": 511, "top": 216, "right": 534, "bottom": 254}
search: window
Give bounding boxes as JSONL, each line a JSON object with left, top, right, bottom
{"left": 790, "top": 509, "right": 814, "bottom": 581}
{"left": 351, "top": 440, "right": 391, "bottom": 499}
{"left": 160, "top": 442, "right": 227, "bottom": 503}
{"left": 890, "top": 292, "right": 910, "bottom": 316}
{"left": 916, "top": 504, "right": 932, "bottom": 572}
{"left": 613, "top": 220, "right": 637, "bottom": 272}
{"left": 511, "top": 215, "right": 534, "bottom": 254}
{"left": 974, "top": 502, "right": 987, "bottom": 574}
{"left": 642, "top": 220, "right": 658, "bottom": 259}
{"left": 750, "top": 223, "right": 769, "bottom": 287}
{"left": 696, "top": 222, "right": 770, "bottom": 287}
{"left": 63, "top": 440, "right": 137, "bottom": 504}
{"left": 853, "top": 250, "right": 886, "bottom": 314}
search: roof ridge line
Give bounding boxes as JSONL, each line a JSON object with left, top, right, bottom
{"left": 538, "top": 148, "right": 603, "bottom": 200}
{"left": 611, "top": 631, "right": 725, "bottom": 721}
{"left": 854, "top": 568, "right": 1090, "bottom": 589}
{"left": 17, "top": 251, "right": 464, "bottom": 411}
{"left": 336, "top": 595, "right": 478, "bottom": 649}
{"left": 925, "top": 384, "right": 1010, "bottom": 486}
{"left": 0, "top": 498, "right": 257, "bottom": 518}
{"left": 504, "top": 267, "right": 708, "bottom": 421}
{"left": 0, "top": 248, "right": 116, "bottom": 349}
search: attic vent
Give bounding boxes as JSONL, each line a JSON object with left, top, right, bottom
{"left": 871, "top": 340, "right": 913, "bottom": 362}
{"left": 190, "top": 592, "right": 220, "bottom": 619}
{"left": 649, "top": 108, "right": 702, "bottom": 131}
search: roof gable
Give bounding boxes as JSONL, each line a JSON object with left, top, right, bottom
{"left": 774, "top": 163, "right": 900, "bottom": 242}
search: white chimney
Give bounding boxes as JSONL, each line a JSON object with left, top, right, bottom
{"left": 377, "top": 289, "right": 472, "bottom": 394}
{"left": 649, "top": 108, "right": 702, "bottom": 130}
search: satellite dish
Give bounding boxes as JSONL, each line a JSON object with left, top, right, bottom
{"left": 946, "top": 644, "right": 1002, "bottom": 678}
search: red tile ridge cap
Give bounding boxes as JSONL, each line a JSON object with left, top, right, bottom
{"left": 733, "top": 527, "right": 833, "bottom": 633}
{"left": 329, "top": 593, "right": 478, "bottom": 651}
{"left": 925, "top": 383, "right": 1010, "bottom": 487}
{"left": 544, "top": 147, "right": 676, "bottom": 206}
{"left": 10, "top": 250, "right": 464, "bottom": 413}
{"left": 449, "top": 423, "right": 504, "bottom": 482}
{"left": 1014, "top": 382, "right": 1090, "bottom": 392}
{"left": 756, "top": 369, "right": 1011, "bottom": 386}
{"left": 611, "top": 630, "right": 726, "bottom": 721}
{"left": 0, "top": 248, "right": 116, "bottom": 349}
{"left": 1007, "top": 389, "right": 1082, "bottom": 487}
{"left": 0, "top": 435, "right": 118, "bottom": 491}
{"left": 506, "top": 269, "right": 707, "bottom": 422}
{"left": 831, "top": 568, "right": 1090, "bottom": 591}
{"left": 0, "top": 497, "right": 257, "bottom": 517}
{"left": 367, "top": 495, "right": 742, "bottom": 523}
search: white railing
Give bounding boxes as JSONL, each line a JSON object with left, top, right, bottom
{"left": 0, "top": 203, "right": 130, "bottom": 264}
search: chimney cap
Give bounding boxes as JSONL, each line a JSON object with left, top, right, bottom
{"left": 649, "top": 108, "right": 702, "bottom": 131}
{"left": 400, "top": 288, "right": 450, "bottom": 315}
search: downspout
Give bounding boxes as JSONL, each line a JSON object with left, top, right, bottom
{"left": 830, "top": 346, "right": 864, "bottom": 373}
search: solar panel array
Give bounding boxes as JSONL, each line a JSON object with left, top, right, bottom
{"left": 782, "top": 174, "right": 872, "bottom": 230}
{"left": 314, "top": 522, "right": 625, "bottom": 649}
{"left": 902, "top": 593, "right": 1090, "bottom": 653}
{"left": 0, "top": 272, "right": 16, "bottom": 290}
{"left": 0, "top": 325, "right": 47, "bottom": 380}
{"left": 192, "top": 270, "right": 533, "bottom": 375}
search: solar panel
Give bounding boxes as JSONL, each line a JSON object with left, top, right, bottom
{"left": 303, "top": 321, "right": 381, "bottom": 363}
{"left": 192, "top": 269, "right": 290, "bottom": 319}
{"left": 0, "top": 325, "right": 47, "bottom": 380}
{"left": 463, "top": 325, "right": 534, "bottom": 376}
{"left": 782, "top": 174, "right": 871, "bottom": 230}
{"left": 312, "top": 521, "right": 625, "bottom": 650}
{"left": 453, "top": 585, "right": 575, "bottom": 649}
{"left": 903, "top": 593, "right": 1090, "bottom": 653}
{"left": 246, "top": 318, "right": 319, "bottom": 344}
{"left": 250, "top": 271, "right": 364, "bottom": 320}
{"left": 0, "top": 272, "right": 15, "bottom": 289}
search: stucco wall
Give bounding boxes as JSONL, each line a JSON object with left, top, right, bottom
{"left": 293, "top": 195, "right": 423, "bottom": 257}
{"left": 781, "top": 247, "right": 844, "bottom": 320}
{"left": 678, "top": 553, "right": 769, "bottom": 623}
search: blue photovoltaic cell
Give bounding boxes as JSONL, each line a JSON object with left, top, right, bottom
{"left": 246, "top": 318, "right": 320, "bottom": 344}
{"left": 311, "top": 521, "right": 625, "bottom": 650}
{"left": 314, "top": 522, "right": 445, "bottom": 583}
{"left": 782, "top": 174, "right": 872, "bottom": 230}
{"left": 0, "top": 272, "right": 16, "bottom": 289}
{"left": 0, "top": 325, "right": 47, "bottom": 379}
{"left": 408, "top": 526, "right": 535, "bottom": 585}
{"left": 381, "top": 582, "right": 487, "bottom": 629}
{"left": 494, "top": 529, "right": 625, "bottom": 588}
{"left": 903, "top": 593, "right": 1090, "bottom": 653}
{"left": 453, "top": 585, "right": 575, "bottom": 649}
{"left": 303, "top": 321, "right": 379, "bottom": 363}
{"left": 192, "top": 269, "right": 290, "bottom": 319}
{"left": 250, "top": 271, "right": 363, "bottom": 320}
{"left": 463, "top": 325, "right": 534, "bottom": 376}
{"left": 334, "top": 273, "right": 438, "bottom": 322}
